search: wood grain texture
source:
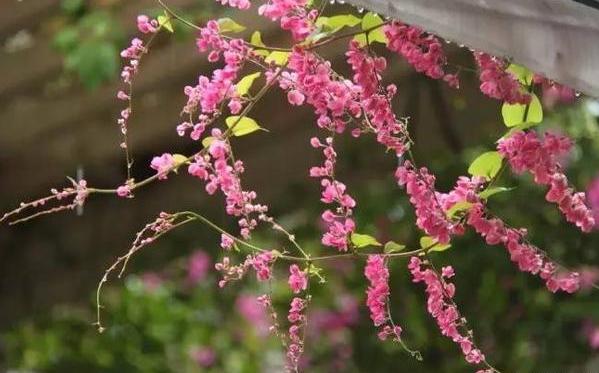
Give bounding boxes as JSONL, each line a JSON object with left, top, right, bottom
{"left": 345, "top": 0, "right": 599, "bottom": 97}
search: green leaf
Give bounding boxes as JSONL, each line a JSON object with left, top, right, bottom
{"left": 362, "top": 12, "right": 384, "bottom": 30}
{"left": 351, "top": 233, "right": 382, "bottom": 248}
{"left": 368, "top": 28, "right": 388, "bottom": 45}
{"left": 384, "top": 241, "right": 406, "bottom": 254}
{"left": 317, "top": 14, "right": 361, "bottom": 30}
{"left": 468, "top": 151, "right": 504, "bottom": 180}
{"left": 501, "top": 94, "right": 543, "bottom": 127}
{"left": 157, "top": 13, "right": 174, "bottom": 33}
{"left": 202, "top": 136, "right": 215, "bottom": 148}
{"left": 236, "top": 72, "right": 261, "bottom": 96}
{"left": 420, "top": 236, "right": 451, "bottom": 252}
{"left": 66, "top": 41, "right": 118, "bottom": 89}
{"left": 172, "top": 154, "right": 188, "bottom": 165}
{"left": 250, "top": 31, "right": 269, "bottom": 57}
{"left": 225, "top": 116, "right": 262, "bottom": 136}
{"left": 217, "top": 18, "right": 246, "bottom": 33}
{"left": 264, "top": 51, "right": 290, "bottom": 66}
{"left": 446, "top": 201, "right": 473, "bottom": 218}
{"left": 507, "top": 63, "right": 533, "bottom": 85}
{"left": 479, "top": 186, "right": 515, "bottom": 200}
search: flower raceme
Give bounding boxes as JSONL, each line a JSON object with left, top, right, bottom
{"left": 498, "top": 130, "right": 595, "bottom": 232}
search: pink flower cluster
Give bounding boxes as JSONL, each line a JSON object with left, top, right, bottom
{"left": 534, "top": 74, "right": 576, "bottom": 108}
{"left": 215, "top": 251, "right": 276, "bottom": 287}
{"left": 288, "top": 264, "right": 308, "bottom": 293}
{"left": 345, "top": 40, "right": 387, "bottom": 98}
{"left": 474, "top": 52, "right": 531, "bottom": 104}
{"left": 187, "top": 129, "right": 268, "bottom": 238}
{"left": 187, "top": 250, "right": 211, "bottom": 284}
{"left": 286, "top": 297, "right": 307, "bottom": 371}
{"left": 177, "top": 21, "right": 250, "bottom": 142}
{"left": 136, "top": 15, "right": 158, "bottom": 34}
{"left": 218, "top": 0, "right": 251, "bottom": 10}
{"left": 259, "top": 0, "right": 316, "bottom": 41}
{"left": 498, "top": 131, "right": 595, "bottom": 232}
{"left": 467, "top": 203, "right": 580, "bottom": 293}
{"left": 309, "top": 136, "right": 357, "bottom": 251}
{"left": 150, "top": 153, "right": 175, "bottom": 180}
{"left": 384, "top": 21, "right": 458, "bottom": 87}
{"left": 395, "top": 161, "right": 457, "bottom": 244}
{"left": 408, "top": 257, "right": 487, "bottom": 366}
{"left": 364, "top": 255, "right": 403, "bottom": 341}
{"left": 345, "top": 43, "right": 409, "bottom": 154}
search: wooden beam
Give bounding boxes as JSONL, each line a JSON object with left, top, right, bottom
{"left": 345, "top": 0, "right": 599, "bottom": 98}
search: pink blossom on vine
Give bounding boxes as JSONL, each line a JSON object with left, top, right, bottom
{"left": 218, "top": 0, "right": 251, "bottom": 10}
{"left": 288, "top": 264, "right": 308, "bottom": 293}
{"left": 287, "top": 90, "right": 305, "bottom": 105}
{"left": 136, "top": 15, "right": 158, "bottom": 34}
{"left": 498, "top": 131, "right": 595, "bottom": 232}
{"left": 150, "top": 153, "right": 175, "bottom": 180}
{"left": 346, "top": 40, "right": 386, "bottom": 98}
{"left": 395, "top": 161, "right": 456, "bottom": 244}
{"left": 321, "top": 218, "right": 355, "bottom": 251}
{"left": 251, "top": 251, "right": 276, "bottom": 281}
{"left": 474, "top": 52, "right": 531, "bottom": 104}
{"left": 408, "top": 256, "right": 486, "bottom": 365}
{"left": 467, "top": 203, "right": 580, "bottom": 293}
{"left": 259, "top": 0, "right": 315, "bottom": 41}
{"left": 286, "top": 296, "right": 307, "bottom": 371}
{"left": 220, "top": 234, "right": 235, "bottom": 250}
{"left": 534, "top": 74, "right": 576, "bottom": 108}
{"left": 236, "top": 294, "right": 270, "bottom": 337}
{"left": 384, "top": 21, "right": 456, "bottom": 84}
{"left": 116, "top": 184, "right": 131, "bottom": 198}
{"left": 364, "top": 255, "right": 402, "bottom": 342}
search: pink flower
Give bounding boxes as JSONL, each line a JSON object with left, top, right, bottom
{"left": 217, "top": 0, "right": 251, "bottom": 10}
{"left": 384, "top": 21, "right": 456, "bottom": 85}
{"left": 220, "top": 234, "right": 235, "bottom": 250}
{"left": 150, "top": 153, "right": 175, "bottom": 180}
{"left": 288, "top": 264, "right": 308, "bottom": 293}
{"left": 474, "top": 52, "right": 531, "bottom": 104}
{"left": 287, "top": 90, "right": 305, "bottom": 105}
{"left": 236, "top": 294, "right": 270, "bottom": 336}
{"left": 137, "top": 15, "right": 158, "bottom": 34}
{"left": 187, "top": 250, "right": 211, "bottom": 284}
{"left": 116, "top": 184, "right": 131, "bottom": 198}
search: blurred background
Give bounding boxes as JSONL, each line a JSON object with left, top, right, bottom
{"left": 2, "top": 0, "right": 599, "bottom": 372}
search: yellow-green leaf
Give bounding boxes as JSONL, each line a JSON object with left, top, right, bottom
{"left": 351, "top": 232, "right": 382, "bottom": 248}
{"left": 202, "top": 136, "right": 215, "bottom": 148}
{"left": 507, "top": 63, "right": 533, "bottom": 85}
{"left": 479, "top": 186, "right": 515, "bottom": 200}
{"left": 317, "top": 14, "right": 361, "bottom": 30}
{"left": 265, "top": 51, "right": 290, "bottom": 66}
{"left": 218, "top": 18, "right": 246, "bottom": 33}
{"left": 172, "top": 154, "right": 188, "bottom": 165}
{"left": 236, "top": 72, "right": 261, "bottom": 96}
{"left": 157, "top": 12, "right": 174, "bottom": 33}
{"left": 502, "top": 94, "right": 543, "bottom": 127}
{"left": 362, "top": 12, "right": 384, "bottom": 30}
{"left": 250, "top": 31, "right": 269, "bottom": 57}
{"left": 384, "top": 241, "right": 406, "bottom": 254}
{"left": 446, "top": 201, "right": 473, "bottom": 218}
{"left": 420, "top": 236, "right": 451, "bottom": 252}
{"left": 468, "top": 151, "right": 503, "bottom": 180}
{"left": 225, "top": 116, "right": 261, "bottom": 136}
{"left": 368, "top": 28, "right": 388, "bottom": 45}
